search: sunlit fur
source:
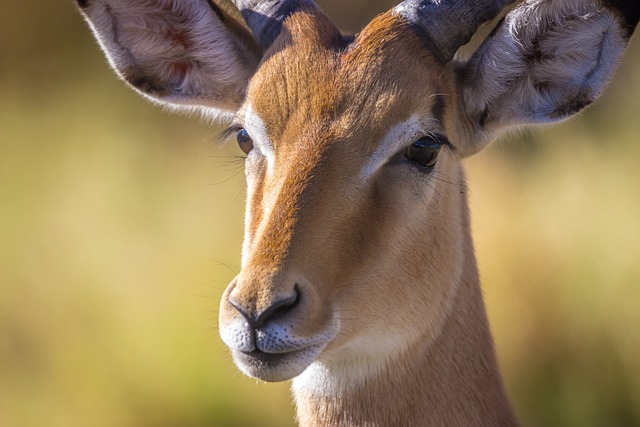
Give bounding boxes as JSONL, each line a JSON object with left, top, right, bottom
{"left": 77, "top": 0, "right": 637, "bottom": 425}
{"left": 220, "top": 10, "right": 517, "bottom": 425}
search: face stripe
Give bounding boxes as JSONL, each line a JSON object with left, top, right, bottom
{"left": 242, "top": 166, "right": 266, "bottom": 267}
{"left": 244, "top": 104, "right": 275, "bottom": 171}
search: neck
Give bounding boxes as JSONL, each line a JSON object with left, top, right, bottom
{"left": 291, "top": 239, "right": 517, "bottom": 426}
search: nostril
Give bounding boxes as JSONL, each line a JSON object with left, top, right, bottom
{"left": 228, "top": 296, "right": 252, "bottom": 325}
{"left": 229, "top": 286, "right": 301, "bottom": 329}
{"left": 254, "top": 286, "right": 300, "bottom": 328}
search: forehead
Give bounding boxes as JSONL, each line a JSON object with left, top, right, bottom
{"left": 245, "top": 11, "right": 447, "bottom": 151}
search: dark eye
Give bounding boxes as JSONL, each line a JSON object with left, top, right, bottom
{"left": 236, "top": 128, "right": 254, "bottom": 155}
{"left": 406, "top": 137, "right": 442, "bottom": 169}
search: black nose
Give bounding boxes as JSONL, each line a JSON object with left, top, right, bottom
{"left": 229, "top": 286, "right": 300, "bottom": 329}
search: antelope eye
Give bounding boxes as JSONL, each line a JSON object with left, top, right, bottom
{"left": 406, "top": 137, "right": 442, "bottom": 169}
{"left": 236, "top": 128, "right": 254, "bottom": 155}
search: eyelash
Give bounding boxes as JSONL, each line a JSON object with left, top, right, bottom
{"left": 222, "top": 124, "right": 244, "bottom": 143}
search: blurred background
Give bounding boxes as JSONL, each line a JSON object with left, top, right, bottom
{"left": 1, "top": 1, "right": 639, "bottom": 426}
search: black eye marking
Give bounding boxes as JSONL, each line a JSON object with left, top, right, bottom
{"left": 236, "top": 128, "right": 254, "bottom": 155}
{"left": 406, "top": 135, "right": 448, "bottom": 170}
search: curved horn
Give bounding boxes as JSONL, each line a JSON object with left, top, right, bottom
{"left": 394, "top": 0, "right": 517, "bottom": 62}
{"left": 232, "top": 0, "right": 318, "bottom": 48}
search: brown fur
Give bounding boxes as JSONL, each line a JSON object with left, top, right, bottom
{"left": 222, "top": 10, "right": 517, "bottom": 426}
{"left": 78, "top": 1, "right": 637, "bottom": 425}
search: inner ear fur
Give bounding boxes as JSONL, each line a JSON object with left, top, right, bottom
{"left": 77, "top": 0, "right": 262, "bottom": 115}
{"left": 455, "top": 0, "right": 638, "bottom": 154}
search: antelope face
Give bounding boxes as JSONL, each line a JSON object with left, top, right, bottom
{"left": 77, "top": 0, "right": 638, "bottom": 386}
{"left": 218, "top": 12, "right": 467, "bottom": 382}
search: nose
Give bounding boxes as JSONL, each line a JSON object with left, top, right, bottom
{"left": 229, "top": 286, "right": 301, "bottom": 329}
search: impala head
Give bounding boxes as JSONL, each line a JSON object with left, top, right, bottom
{"left": 222, "top": 9, "right": 471, "bottom": 381}
{"left": 78, "top": 0, "right": 638, "bottom": 384}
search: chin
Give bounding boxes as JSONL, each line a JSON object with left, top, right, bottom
{"left": 233, "top": 345, "right": 326, "bottom": 382}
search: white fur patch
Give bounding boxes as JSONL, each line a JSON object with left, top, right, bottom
{"left": 244, "top": 104, "right": 275, "bottom": 165}
{"left": 240, "top": 104, "right": 275, "bottom": 267}
{"left": 360, "top": 115, "right": 444, "bottom": 181}
{"left": 360, "top": 115, "right": 422, "bottom": 181}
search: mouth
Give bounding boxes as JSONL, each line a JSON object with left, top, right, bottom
{"left": 232, "top": 344, "right": 325, "bottom": 382}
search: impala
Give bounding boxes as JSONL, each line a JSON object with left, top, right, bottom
{"left": 77, "top": 0, "right": 638, "bottom": 425}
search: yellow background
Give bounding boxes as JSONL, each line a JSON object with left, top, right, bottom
{"left": 1, "top": 1, "right": 639, "bottom": 426}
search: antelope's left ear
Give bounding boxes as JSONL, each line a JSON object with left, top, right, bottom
{"left": 456, "top": 0, "right": 639, "bottom": 154}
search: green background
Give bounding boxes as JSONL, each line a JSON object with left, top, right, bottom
{"left": 1, "top": 1, "right": 640, "bottom": 426}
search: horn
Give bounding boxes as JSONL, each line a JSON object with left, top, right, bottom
{"left": 232, "top": 0, "right": 318, "bottom": 48}
{"left": 393, "top": 0, "right": 518, "bottom": 62}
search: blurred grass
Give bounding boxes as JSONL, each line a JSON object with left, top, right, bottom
{"left": 1, "top": 1, "right": 639, "bottom": 427}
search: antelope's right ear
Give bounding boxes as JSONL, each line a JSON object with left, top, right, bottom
{"left": 76, "top": 0, "right": 262, "bottom": 115}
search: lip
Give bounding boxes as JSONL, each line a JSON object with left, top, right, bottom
{"left": 237, "top": 345, "right": 313, "bottom": 364}
{"left": 232, "top": 344, "right": 326, "bottom": 382}
{"left": 241, "top": 349, "right": 299, "bottom": 362}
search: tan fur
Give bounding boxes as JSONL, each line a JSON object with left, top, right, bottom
{"left": 78, "top": 1, "right": 637, "bottom": 425}
{"left": 221, "top": 10, "right": 517, "bottom": 426}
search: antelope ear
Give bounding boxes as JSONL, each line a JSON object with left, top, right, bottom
{"left": 76, "top": 0, "right": 262, "bottom": 116}
{"left": 456, "top": 0, "right": 639, "bottom": 154}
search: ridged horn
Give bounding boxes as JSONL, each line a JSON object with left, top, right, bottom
{"left": 393, "top": 0, "right": 518, "bottom": 62}
{"left": 232, "top": 0, "right": 318, "bottom": 48}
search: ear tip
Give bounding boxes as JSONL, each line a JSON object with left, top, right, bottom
{"left": 75, "top": 0, "right": 91, "bottom": 9}
{"left": 601, "top": 0, "right": 640, "bottom": 38}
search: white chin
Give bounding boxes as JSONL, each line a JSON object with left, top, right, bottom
{"left": 232, "top": 344, "right": 326, "bottom": 382}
